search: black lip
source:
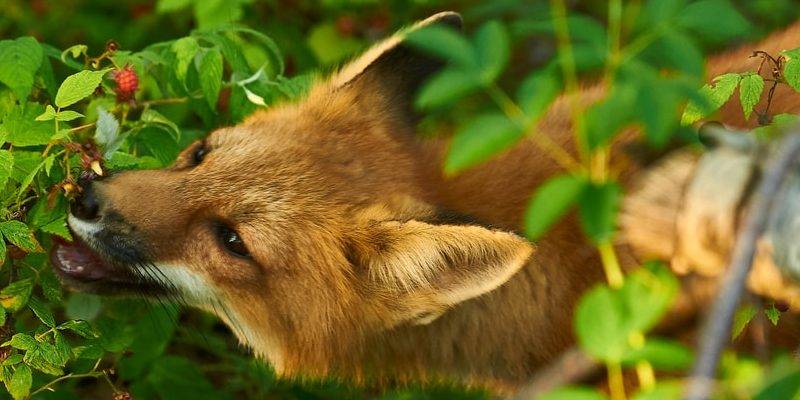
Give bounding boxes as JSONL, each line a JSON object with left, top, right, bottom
{"left": 50, "top": 231, "right": 166, "bottom": 296}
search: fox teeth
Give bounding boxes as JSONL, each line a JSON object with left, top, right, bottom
{"left": 57, "top": 247, "right": 84, "bottom": 273}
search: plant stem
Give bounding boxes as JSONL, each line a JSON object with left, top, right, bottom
{"left": 605, "top": 0, "right": 623, "bottom": 80}
{"left": 137, "top": 97, "right": 187, "bottom": 108}
{"left": 629, "top": 332, "right": 656, "bottom": 390}
{"left": 29, "top": 371, "right": 105, "bottom": 397}
{"left": 607, "top": 361, "right": 627, "bottom": 400}
{"left": 486, "top": 84, "right": 583, "bottom": 172}
{"left": 550, "top": 0, "right": 587, "bottom": 164}
{"left": 597, "top": 240, "right": 624, "bottom": 289}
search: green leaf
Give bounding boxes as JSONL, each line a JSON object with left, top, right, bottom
{"left": 41, "top": 218, "right": 71, "bottom": 240}
{"left": 28, "top": 296, "right": 55, "bottom": 328}
{"left": 52, "top": 331, "right": 71, "bottom": 366}
{"left": 622, "top": 338, "right": 693, "bottom": 371}
{"left": 55, "top": 69, "right": 110, "bottom": 108}
{"left": 578, "top": 182, "right": 621, "bottom": 244}
{"left": 517, "top": 67, "right": 562, "bottom": 119}
{"left": 147, "top": 356, "right": 224, "bottom": 400}
{"left": 415, "top": 68, "right": 481, "bottom": 110}
{"left": 3, "top": 103, "right": 55, "bottom": 146}
{"left": 35, "top": 105, "right": 56, "bottom": 121}
{"left": 585, "top": 84, "right": 637, "bottom": 150}
{"left": 739, "top": 73, "right": 765, "bottom": 120}
{"left": 620, "top": 262, "right": 679, "bottom": 333}
{"left": 57, "top": 320, "right": 97, "bottom": 338}
{"left": 682, "top": 73, "right": 741, "bottom": 125}
{"left": 140, "top": 109, "right": 181, "bottom": 142}
{"left": 55, "top": 110, "right": 84, "bottom": 121}
{"left": 406, "top": 25, "right": 478, "bottom": 70}
{"left": 765, "top": 304, "right": 780, "bottom": 326}
{"left": 677, "top": 0, "right": 750, "bottom": 43}
{"left": 540, "top": 387, "right": 608, "bottom": 400}
{"left": 632, "top": 382, "right": 684, "bottom": 400}
{"left": 783, "top": 58, "right": 800, "bottom": 92}
{"left": 732, "top": 304, "right": 758, "bottom": 339}
{"left": 524, "top": 174, "right": 587, "bottom": 240}
{"left": 65, "top": 293, "right": 102, "bottom": 321}
{"left": 755, "top": 369, "right": 800, "bottom": 400}
{"left": 6, "top": 364, "right": 31, "bottom": 400}
{"left": 0, "top": 279, "right": 33, "bottom": 312}
{"left": 40, "top": 270, "right": 63, "bottom": 303}
{"left": 575, "top": 285, "right": 628, "bottom": 362}
{"left": 172, "top": 37, "right": 200, "bottom": 84}
{"left": 0, "top": 37, "right": 43, "bottom": 100}
{"left": 60, "top": 44, "right": 88, "bottom": 62}
{"left": 2, "top": 354, "right": 22, "bottom": 366}
{"left": 3, "top": 334, "right": 37, "bottom": 351}
{"left": 474, "top": 20, "right": 509, "bottom": 83}
{"left": 156, "top": 0, "right": 191, "bottom": 12}
{"left": 0, "top": 221, "right": 40, "bottom": 252}
{"left": 198, "top": 48, "right": 224, "bottom": 109}
{"left": 24, "top": 347, "right": 62, "bottom": 376}
{"left": 0, "top": 150, "right": 13, "bottom": 189}
{"left": 444, "top": 113, "right": 522, "bottom": 175}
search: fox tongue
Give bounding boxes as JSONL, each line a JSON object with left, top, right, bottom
{"left": 50, "top": 238, "right": 113, "bottom": 281}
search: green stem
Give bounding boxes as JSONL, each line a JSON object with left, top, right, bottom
{"left": 605, "top": 0, "right": 624, "bottom": 80}
{"left": 549, "top": 0, "right": 587, "bottom": 164}
{"left": 28, "top": 371, "right": 105, "bottom": 397}
{"left": 485, "top": 84, "right": 583, "bottom": 173}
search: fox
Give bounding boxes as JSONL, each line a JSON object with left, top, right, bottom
{"left": 49, "top": 11, "right": 800, "bottom": 393}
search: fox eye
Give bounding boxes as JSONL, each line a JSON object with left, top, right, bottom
{"left": 216, "top": 224, "right": 250, "bottom": 258}
{"left": 191, "top": 143, "right": 207, "bottom": 165}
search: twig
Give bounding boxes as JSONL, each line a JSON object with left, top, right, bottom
{"left": 685, "top": 132, "right": 800, "bottom": 400}
{"left": 510, "top": 347, "right": 600, "bottom": 400}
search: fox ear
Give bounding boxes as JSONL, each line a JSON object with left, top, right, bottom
{"left": 327, "top": 11, "right": 462, "bottom": 118}
{"left": 350, "top": 220, "right": 533, "bottom": 326}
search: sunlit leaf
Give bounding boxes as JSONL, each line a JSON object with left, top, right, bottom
{"left": 525, "top": 174, "right": 587, "bottom": 240}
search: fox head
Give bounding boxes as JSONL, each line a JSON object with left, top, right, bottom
{"left": 51, "top": 12, "right": 534, "bottom": 378}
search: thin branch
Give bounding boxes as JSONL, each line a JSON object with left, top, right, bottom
{"left": 510, "top": 347, "right": 600, "bottom": 400}
{"left": 686, "top": 132, "right": 800, "bottom": 400}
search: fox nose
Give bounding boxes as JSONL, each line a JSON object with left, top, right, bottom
{"left": 71, "top": 176, "right": 101, "bottom": 221}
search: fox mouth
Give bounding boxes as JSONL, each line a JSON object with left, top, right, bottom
{"left": 50, "top": 232, "right": 164, "bottom": 296}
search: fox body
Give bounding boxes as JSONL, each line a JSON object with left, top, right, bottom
{"left": 51, "top": 12, "right": 800, "bottom": 391}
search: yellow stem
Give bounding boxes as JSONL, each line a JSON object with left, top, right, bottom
{"left": 607, "top": 361, "right": 627, "bottom": 400}
{"left": 598, "top": 240, "right": 624, "bottom": 289}
{"left": 485, "top": 85, "right": 583, "bottom": 173}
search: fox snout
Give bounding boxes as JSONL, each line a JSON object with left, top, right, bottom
{"left": 52, "top": 175, "right": 164, "bottom": 296}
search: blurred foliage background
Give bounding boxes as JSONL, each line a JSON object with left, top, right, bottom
{"left": 2, "top": 0, "right": 800, "bottom": 399}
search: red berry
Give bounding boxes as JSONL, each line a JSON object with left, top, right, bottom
{"left": 113, "top": 65, "right": 139, "bottom": 102}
